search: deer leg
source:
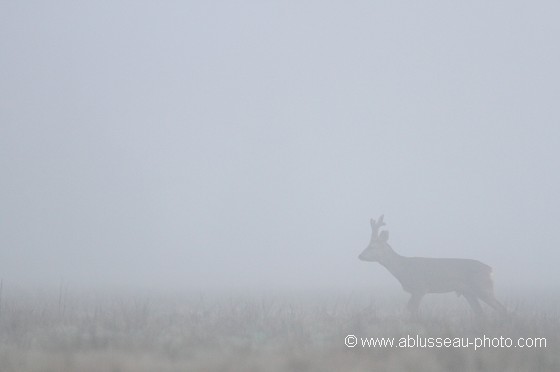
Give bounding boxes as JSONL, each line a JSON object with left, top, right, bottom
{"left": 406, "top": 293, "right": 424, "bottom": 317}
{"left": 479, "top": 292, "right": 507, "bottom": 314}
{"left": 464, "top": 294, "right": 484, "bottom": 317}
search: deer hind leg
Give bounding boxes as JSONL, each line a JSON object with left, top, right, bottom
{"left": 406, "top": 293, "right": 424, "bottom": 317}
{"left": 464, "top": 294, "right": 484, "bottom": 317}
{"left": 479, "top": 292, "right": 507, "bottom": 314}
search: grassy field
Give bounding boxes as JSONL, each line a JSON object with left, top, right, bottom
{"left": 0, "top": 289, "right": 558, "bottom": 371}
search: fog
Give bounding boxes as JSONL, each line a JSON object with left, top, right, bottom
{"left": 1, "top": 1, "right": 559, "bottom": 294}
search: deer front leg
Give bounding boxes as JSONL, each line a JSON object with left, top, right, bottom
{"left": 406, "top": 292, "right": 424, "bottom": 317}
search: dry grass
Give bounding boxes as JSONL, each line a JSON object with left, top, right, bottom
{"left": 0, "top": 290, "right": 558, "bottom": 371}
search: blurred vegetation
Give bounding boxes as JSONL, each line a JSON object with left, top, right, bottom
{"left": 0, "top": 290, "right": 558, "bottom": 372}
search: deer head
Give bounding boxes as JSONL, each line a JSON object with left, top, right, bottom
{"left": 359, "top": 215, "right": 390, "bottom": 262}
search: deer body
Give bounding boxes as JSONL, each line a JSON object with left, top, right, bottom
{"left": 359, "top": 216, "right": 506, "bottom": 316}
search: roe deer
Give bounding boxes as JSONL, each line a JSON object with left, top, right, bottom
{"left": 358, "top": 215, "right": 506, "bottom": 317}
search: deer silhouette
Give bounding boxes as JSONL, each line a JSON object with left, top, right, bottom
{"left": 359, "top": 215, "right": 506, "bottom": 317}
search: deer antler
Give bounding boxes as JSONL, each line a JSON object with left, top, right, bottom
{"left": 370, "top": 215, "right": 386, "bottom": 238}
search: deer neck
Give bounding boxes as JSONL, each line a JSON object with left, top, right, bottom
{"left": 377, "top": 245, "right": 407, "bottom": 277}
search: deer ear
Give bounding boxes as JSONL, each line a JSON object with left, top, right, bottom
{"left": 370, "top": 218, "right": 375, "bottom": 229}
{"left": 379, "top": 230, "right": 389, "bottom": 242}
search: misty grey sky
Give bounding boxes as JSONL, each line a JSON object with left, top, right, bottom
{"left": 1, "top": 1, "right": 559, "bottom": 292}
